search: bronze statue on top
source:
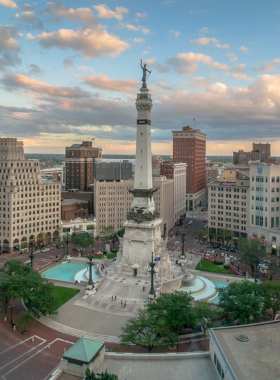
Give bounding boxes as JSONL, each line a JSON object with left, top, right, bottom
{"left": 140, "top": 59, "right": 152, "bottom": 88}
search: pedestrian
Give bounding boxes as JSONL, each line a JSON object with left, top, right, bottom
{"left": 121, "top": 300, "right": 123, "bottom": 305}
{"left": 112, "top": 295, "right": 113, "bottom": 301}
{"left": 115, "top": 295, "right": 117, "bottom": 300}
{"left": 173, "top": 275, "right": 175, "bottom": 279}
{"left": 143, "top": 286, "right": 145, "bottom": 291}
{"left": 124, "top": 302, "right": 126, "bottom": 307}
{"left": 190, "top": 339, "right": 192, "bottom": 344}
{"left": 191, "top": 347, "right": 194, "bottom": 353}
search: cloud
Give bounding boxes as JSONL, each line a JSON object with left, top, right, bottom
{"left": 0, "top": 0, "right": 17, "bottom": 8}
{"left": 187, "top": 77, "right": 209, "bottom": 88}
{"left": 133, "top": 38, "right": 145, "bottom": 44}
{"left": 239, "top": 45, "right": 251, "bottom": 54}
{"left": 0, "top": 25, "right": 21, "bottom": 52}
{"left": 166, "top": 52, "right": 230, "bottom": 76}
{"left": 191, "top": 37, "right": 218, "bottom": 45}
{"left": 135, "top": 12, "right": 147, "bottom": 21}
{"left": 63, "top": 56, "right": 77, "bottom": 70}
{"left": 28, "top": 63, "right": 43, "bottom": 76}
{"left": 15, "top": 11, "right": 43, "bottom": 29}
{"left": 121, "top": 23, "right": 150, "bottom": 34}
{"left": 31, "top": 28, "right": 130, "bottom": 59}
{"left": 254, "top": 62, "right": 276, "bottom": 72}
{"left": 232, "top": 73, "right": 254, "bottom": 81}
{"left": 143, "top": 59, "right": 169, "bottom": 73}
{"left": 77, "top": 73, "right": 138, "bottom": 93}
{"left": 2, "top": 73, "right": 91, "bottom": 98}
{"left": 155, "top": 82, "right": 172, "bottom": 90}
{"left": 216, "top": 43, "right": 229, "bottom": 48}
{"left": 169, "top": 30, "right": 180, "bottom": 37}
{"left": 200, "top": 27, "right": 209, "bottom": 34}
{"left": 273, "top": 58, "right": 280, "bottom": 64}
{"left": 93, "top": 4, "right": 129, "bottom": 20}
{"left": 227, "top": 53, "right": 238, "bottom": 62}
{"left": 143, "top": 51, "right": 149, "bottom": 54}
{"left": 44, "top": 3, "right": 98, "bottom": 25}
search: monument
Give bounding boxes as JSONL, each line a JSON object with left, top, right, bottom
{"left": 115, "top": 61, "right": 171, "bottom": 278}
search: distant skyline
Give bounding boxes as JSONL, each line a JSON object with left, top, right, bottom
{"left": 1, "top": 0, "right": 280, "bottom": 156}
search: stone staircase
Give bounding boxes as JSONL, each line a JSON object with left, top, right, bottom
{"left": 38, "top": 316, "right": 120, "bottom": 343}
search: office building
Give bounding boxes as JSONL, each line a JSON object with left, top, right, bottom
{"left": 172, "top": 126, "right": 206, "bottom": 210}
{"left": 208, "top": 170, "right": 249, "bottom": 237}
{"left": 94, "top": 176, "right": 174, "bottom": 237}
{"left": 249, "top": 164, "right": 280, "bottom": 255}
{"left": 160, "top": 161, "right": 187, "bottom": 222}
{"left": 233, "top": 143, "right": 271, "bottom": 165}
{"left": 65, "top": 141, "right": 102, "bottom": 191}
{"left": 0, "top": 138, "right": 61, "bottom": 252}
{"left": 94, "top": 161, "right": 132, "bottom": 181}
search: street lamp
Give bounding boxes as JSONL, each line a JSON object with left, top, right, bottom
{"left": 29, "top": 244, "right": 35, "bottom": 268}
{"left": 177, "top": 338, "right": 180, "bottom": 352}
{"left": 8, "top": 304, "right": 14, "bottom": 326}
{"left": 86, "top": 253, "right": 95, "bottom": 287}
{"left": 65, "top": 233, "right": 70, "bottom": 256}
{"left": 254, "top": 256, "right": 261, "bottom": 283}
{"left": 149, "top": 252, "right": 156, "bottom": 299}
{"left": 180, "top": 232, "right": 186, "bottom": 259}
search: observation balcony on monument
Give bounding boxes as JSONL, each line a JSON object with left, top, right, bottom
{"left": 137, "top": 93, "right": 151, "bottom": 99}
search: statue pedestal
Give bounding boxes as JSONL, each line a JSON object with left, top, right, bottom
{"left": 105, "top": 244, "right": 111, "bottom": 253}
{"left": 115, "top": 218, "right": 171, "bottom": 278}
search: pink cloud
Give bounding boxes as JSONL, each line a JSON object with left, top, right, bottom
{"left": 93, "top": 4, "right": 129, "bottom": 20}
{"left": 77, "top": 73, "right": 138, "bottom": 93}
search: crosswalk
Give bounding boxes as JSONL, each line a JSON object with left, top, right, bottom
{"left": 38, "top": 316, "right": 120, "bottom": 343}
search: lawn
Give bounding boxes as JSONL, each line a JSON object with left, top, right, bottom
{"left": 93, "top": 253, "right": 117, "bottom": 260}
{"left": 195, "top": 259, "right": 234, "bottom": 275}
{"left": 52, "top": 286, "right": 80, "bottom": 308}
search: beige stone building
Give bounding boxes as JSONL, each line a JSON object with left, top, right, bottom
{"left": 94, "top": 175, "right": 174, "bottom": 236}
{"left": 208, "top": 169, "right": 249, "bottom": 238}
{"left": 0, "top": 138, "right": 61, "bottom": 252}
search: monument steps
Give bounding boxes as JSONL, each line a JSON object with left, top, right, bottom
{"left": 38, "top": 316, "right": 120, "bottom": 343}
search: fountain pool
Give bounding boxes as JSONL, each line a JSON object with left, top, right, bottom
{"left": 180, "top": 276, "right": 229, "bottom": 303}
{"left": 42, "top": 262, "right": 99, "bottom": 283}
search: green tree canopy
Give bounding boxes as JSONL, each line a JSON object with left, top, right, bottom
{"left": 259, "top": 281, "right": 280, "bottom": 319}
{"left": 218, "top": 280, "right": 263, "bottom": 324}
{"left": 71, "top": 235, "right": 94, "bottom": 251}
{"left": 238, "top": 238, "right": 266, "bottom": 276}
{"left": 146, "top": 291, "right": 195, "bottom": 333}
{"left": 119, "top": 308, "right": 177, "bottom": 352}
{"left": 194, "top": 301, "right": 221, "bottom": 342}
{"left": 85, "top": 368, "right": 118, "bottom": 380}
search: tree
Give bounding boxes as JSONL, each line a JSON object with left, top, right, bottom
{"left": 109, "top": 233, "right": 119, "bottom": 248}
{"left": 71, "top": 235, "right": 94, "bottom": 252}
{"left": 102, "top": 226, "right": 114, "bottom": 238}
{"left": 117, "top": 227, "right": 125, "bottom": 237}
{"left": 218, "top": 280, "right": 263, "bottom": 324}
{"left": 216, "top": 228, "right": 233, "bottom": 245}
{"left": 120, "top": 308, "right": 176, "bottom": 352}
{"left": 238, "top": 238, "right": 266, "bottom": 276}
{"left": 37, "top": 232, "right": 47, "bottom": 246}
{"left": 16, "top": 310, "right": 35, "bottom": 333}
{"left": 146, "top": 291, "right": 195, "bottom": 334}
{"left": 260, "top": 281, "right": 280, "bottom": 320}
{"left": 85, "top": 368, "right": 118, "bottom": 380}
{"left": 194, "top": 301, "right": 221, "bottom": 348}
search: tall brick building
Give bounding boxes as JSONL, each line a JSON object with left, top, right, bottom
{"left": 65, "top": 141, "right": 102, "bottom": 191}
{"left": 233, "top": 143, "right": 271, "bottom": 165}
{"left": 172, "top": 126, "right": 206, "bottom": 210}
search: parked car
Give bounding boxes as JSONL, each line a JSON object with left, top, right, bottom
{"left": 202, "top": 219, "right": 206, "bottom": 222}
{"left": 175, "top": 232, "right": 180, "bottom": 236}
{"left": 263, "top": 259, "right": 271, "bottom": 264}
{"left": 220, "top": 246, "right": 229, "bottom": 251}
{"left": 57, "top": 245, "right": 64, "bottom": 249}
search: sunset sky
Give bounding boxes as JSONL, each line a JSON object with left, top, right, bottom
{"left": 1, "top": 0, "right": 280, "bottom": 156}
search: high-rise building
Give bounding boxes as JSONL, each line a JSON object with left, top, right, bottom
{"left": 233, "top": 143, "right": 271, "bottom": 165}
{"left": 160, "top": 161, "right": 186, "bottom": 222}
{"left": 208, "top": 170, "right": 249, "bottom": 238}
{"left": 65, "top": 141, "right": 102, "bottom": 191}
{"left": 249, "top": 164, "right": 280, "bottom": 255}
{"left": 0, "top": 138, "right": 61, "bottom": 252}
{"left": 172, "top": 126, "right": 206, "bottom": 210}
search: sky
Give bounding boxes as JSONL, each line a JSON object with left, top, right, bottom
{"left": 0, "top": 0, "right": 280, "bottom": 156}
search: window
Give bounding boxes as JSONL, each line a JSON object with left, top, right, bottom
{"left": 272, "top": 177, "right": 275, "bottom": 183}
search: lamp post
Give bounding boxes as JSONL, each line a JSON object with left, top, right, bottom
{"left": 149, "top": 252, "right": 156, "bottom": 299}
{"left": 180, "top": 232, "right": 186, "bottom": 259}
{"left": 64, "top": 233, "right": 70, "bottom": 256}
{"left": 86, "top": 253, "right": 95, "bottom": 286}
{"left": 8, "top": 304, "right": 14, "bottom": 326}
{"left": 254, "top": 256, "right": 261, "bottom": 283}
{"left": 29, "top": 244, "right": 35, "bottom": 268}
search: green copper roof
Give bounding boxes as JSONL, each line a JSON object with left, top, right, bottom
{"left": 63, "top": 337, "right": 104, "bottom": 363}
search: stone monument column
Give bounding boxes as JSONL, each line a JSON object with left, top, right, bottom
{"left": 114, "top": 61, "right": 171, "bottom": 278}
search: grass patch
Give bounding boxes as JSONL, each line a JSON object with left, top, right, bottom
{"left": 52, "top": 286, "right": 80, "bottom": 308}
{"left": 195, "top": 260, "right": 234, "bottom": 274}
{"left": 93, "top": 253, "right": 117, "bottom": 260}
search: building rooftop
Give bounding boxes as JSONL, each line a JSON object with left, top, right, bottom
{"left": 63, "top": 337, "right": 103, "bottom": 364}
{"left": 61, "top": 199, "right": 88, "bottom": 206}
{"left": 212, "top": 321, "right": 280, "bottom": 380}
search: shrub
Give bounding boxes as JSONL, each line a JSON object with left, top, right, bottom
{"left": 214, "top": 260, "right": 223, "bottom": 265}
{"left": 224, "top": 264, "right": 232, "bottom": 269}
{"left": 111, "top": 248, "right": 119, "bottom": 253}
{"left": 103, "top": 250, "right": 107, "bottom": 255}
